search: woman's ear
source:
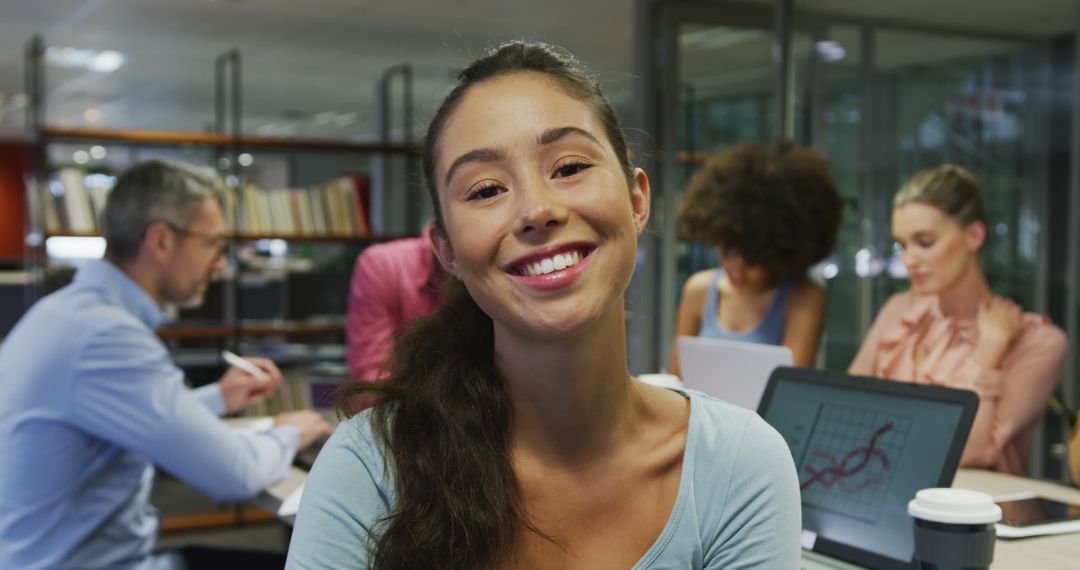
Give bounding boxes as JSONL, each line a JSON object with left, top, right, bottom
{"left": 965, "top": 220, "right": 986, "bottom": 252}
{"left": 429, "top": 225, "right": 459, "bottom": 278}
{"left": 630, "top": 168, "right": 651, "bottom": 234}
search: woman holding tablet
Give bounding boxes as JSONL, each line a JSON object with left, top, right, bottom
{"left": 850, "top": 165, "right": 1066, "bottom": 476}
{"left": 286, "top": 42, "right": 799, "bottom": 569}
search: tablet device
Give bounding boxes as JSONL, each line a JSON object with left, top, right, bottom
{"left": 998, "top": 495, "right": 1080, "bottom": 527}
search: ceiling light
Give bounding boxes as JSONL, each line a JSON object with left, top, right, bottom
{"left": 46, "top": 46, "right": 94, "bottom": 68}
{"left": 89, "top": 51, "right": 125, "bottom": 72}
{"left": 815, "top": 40, "right": 846, "bottom": 62}
{"left": 46, "top": 46, "right": 126, "bottom": 73}
{"left": 89, "top": 145, "right": 107, "bottom": 160}
{"left": 680, "top": 28, "right": 764, "bottom": 51}
{"left": 73, "top": 150, "right": 90, "bottom": 164}
{"left": 238, "top": 153, "right": 254, "bottom": 167}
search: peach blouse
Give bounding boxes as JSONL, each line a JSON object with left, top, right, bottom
{"left": 850, "top": 291, "right": 1067, "bottom": 476}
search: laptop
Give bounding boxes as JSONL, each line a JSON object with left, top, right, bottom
{"left": 677, "top": 336, "right": 793, "bottom": 410}
{"left": 757, "top": 367, "right": 979, "bottom": 570}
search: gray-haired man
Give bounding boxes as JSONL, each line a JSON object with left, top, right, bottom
{"left": 0, "top": 160, "right": 331, "bottom": 569}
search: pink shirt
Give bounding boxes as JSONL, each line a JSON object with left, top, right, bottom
{"left": 346, "top": 236, "right": 442, "bottom": 382}
{"left": 850, "top": 291, "right": 1067, "bottom": 476}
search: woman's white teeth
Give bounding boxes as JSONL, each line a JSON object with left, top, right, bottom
{"left": 523, "top": 250, "right": 582, "bottom": 276}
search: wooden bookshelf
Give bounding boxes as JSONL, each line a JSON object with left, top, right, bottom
{"left": 43, "top": 231, "right": 408, "bottom": 243}
{"left": 42, "top": 127, "right": 419, "bottom": 154}
{"left": 157, "top": 322, "right": 346, "bottom": 340}
{"left": 160, "top": 506, "right": 278, "bottom": 533}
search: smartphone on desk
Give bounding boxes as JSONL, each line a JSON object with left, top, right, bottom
{"left": 997, "top": 493, "right": 1080, "bottom": 527}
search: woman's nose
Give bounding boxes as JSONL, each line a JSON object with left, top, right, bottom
{"left": 514, "top": 181, "right": 569, "bottom": 238}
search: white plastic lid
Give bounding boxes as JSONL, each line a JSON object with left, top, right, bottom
{"left": 907, "top": 488, "right": 1002, "bottom": 524}
{"left": 637, "top": 373, "right": 684, "bottom": 390}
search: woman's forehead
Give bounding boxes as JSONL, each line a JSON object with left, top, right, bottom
{"left": 893, "top": 202, "right": 953, "bottom": 231}
{"left": 434, "top": 73, "right": 606, "bottom": 173}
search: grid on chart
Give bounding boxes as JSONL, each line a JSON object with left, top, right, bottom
{"left": 797, "top": 403, "right": 912, "bottom": 523}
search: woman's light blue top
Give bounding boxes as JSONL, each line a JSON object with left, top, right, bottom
{"left": 699, "top": 268, "right": 792, "bottom": 346}
{"left": 286, "top": 388, "right": 801, "bottom": 569}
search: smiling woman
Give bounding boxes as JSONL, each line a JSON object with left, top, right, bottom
{"left": 285, "top": 41, "right": 801, "bottom": 570}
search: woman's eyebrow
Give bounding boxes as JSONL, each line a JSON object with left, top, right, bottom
{"left": 537, "top": 126, "right": 602, "bottom": 148}
{"left": 443, "top": 127, "right": 601, "bottom": 188}
{"left": 444, "top": 147, "right": 507, "bottom": 188}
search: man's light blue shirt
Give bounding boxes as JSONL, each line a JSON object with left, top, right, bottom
{"left": 0, "top": 260, "right": 300, "bottom": 570}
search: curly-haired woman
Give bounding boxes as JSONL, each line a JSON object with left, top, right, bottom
{"left": 671, "top": 141, "right": 842, "bottom": 373}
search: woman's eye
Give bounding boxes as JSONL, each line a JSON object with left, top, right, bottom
{"left": 466, "top": 183, "right": 503, "bottom": 201}
{"left": 554, "top": 161, "right": 590, "bottom": 178}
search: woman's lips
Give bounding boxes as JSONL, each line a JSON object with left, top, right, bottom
{"left": 507, "top": 247, "right": 595, "bottom": 291}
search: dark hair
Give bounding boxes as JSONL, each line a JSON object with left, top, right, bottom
{"left": 338, "top": 41, "right": 633, "bottom": 569}
{"left": 894, "top": 164, "right": 986, "bottom": 227}
{"left": 678, "top": 140, "right": 842, "bottom": 283}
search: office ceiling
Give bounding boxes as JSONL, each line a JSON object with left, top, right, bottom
{"left": 0, "top": 0, "right": 1073, "bottom": 142}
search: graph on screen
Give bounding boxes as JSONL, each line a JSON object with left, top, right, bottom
{"left": 796, "top": 403, "right": 912, "bottom": 522}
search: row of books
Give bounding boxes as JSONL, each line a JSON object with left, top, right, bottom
{"left": 37, "top": 168, "right": 372, "bottom": 238}
{"left": 224, "top": 176, "right": 370, "bottom": 237}
{"left": 38, "top": 168, "right": 111, "bottom": 235}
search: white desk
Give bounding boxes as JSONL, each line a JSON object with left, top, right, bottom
{"left": 256, "top": 466, "right": 308, "bottom": 524}
{"left": 953, "top": 468, "right": 1080, "bottom": 568}
{"left": 253, "top": 464, "right": 1080, "bottom": 565}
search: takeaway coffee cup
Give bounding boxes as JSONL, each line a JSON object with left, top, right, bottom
{"left": 908, "top": 488, "right": 1002, "bottom": 570}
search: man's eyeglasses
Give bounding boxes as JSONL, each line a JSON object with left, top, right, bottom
{"left": 162, "top": 221, "right": 231, "bottom": 258}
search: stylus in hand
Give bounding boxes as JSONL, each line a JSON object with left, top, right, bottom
{"left": 221, "top": 350, "right": 294, "bottom": 410}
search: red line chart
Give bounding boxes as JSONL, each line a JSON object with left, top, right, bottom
{"left": 800, "top": 422, "right": 894, "bottom": 492}
{"left": 796, "top": 405, "right": 911, "bottom": 522}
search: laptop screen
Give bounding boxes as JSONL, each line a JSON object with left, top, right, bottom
{"left": 758, "top": 368, "right": 978, "bottom": 569}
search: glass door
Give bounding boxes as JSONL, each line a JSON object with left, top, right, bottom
{"left": 630, "top": 1, "right": 824, "bottom": 374}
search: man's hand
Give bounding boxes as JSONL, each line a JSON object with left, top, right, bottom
{"left": 219, "top": 357, "right": 284, "bottom": 414}
{"left": 274, "top": 410, "right": 334, "bottom": 450}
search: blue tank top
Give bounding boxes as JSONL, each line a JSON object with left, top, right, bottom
{"left": 698, "top": 268, "right": 792, "bottom": 346}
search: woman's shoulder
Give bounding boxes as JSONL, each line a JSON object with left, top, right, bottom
{"left": 678, "top": 269, "right": 719, "bottom": 314}
{"left": 786, "top": 279, "right": 827, "bottom": 307}
{"left": 682, "top": 389, "right": 793, "bottom": 472}
{"left": 339, "top": 409, "right": 384, "bottom": 450}
{"left": 308, "top": 411, "right": 390, "bottom": 482}
{"left": 679, "top": 389, "right": 800, "bottom": 560}
{"left": 288, "top": 411, "right": 393, "bottom": 568}
{"left": 683, "top": 268, "right": 718, "bottom": 293}
{"left": 1014, "top": 309, "right": 1068, "bottom": 356}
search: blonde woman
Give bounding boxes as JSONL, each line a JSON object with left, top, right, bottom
{"left": 850, "top": 165, "right": 1066, "bottom": 476}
